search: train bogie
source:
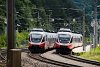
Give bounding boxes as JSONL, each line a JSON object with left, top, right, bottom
{"left": 28, "top": 43, "right": 44, "bottom": 53}
{"left": 55, "top": 44, "right": 73, "bottom": 54}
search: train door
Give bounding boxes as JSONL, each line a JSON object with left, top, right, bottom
{"left": 44, "top": 34, "right": 49, "bottom": 49}
{"left": 49, "top": 34, "right": 54, "bottom": 48}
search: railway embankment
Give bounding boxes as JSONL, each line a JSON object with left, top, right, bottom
{"left": 41, "top": 50, "right": 100, "bottom": 67}
{"left": 79, "top": 46, "right": 100, "bottom": 62}
{"left": 72, "top": 45, "right": 100, "bottom": 62}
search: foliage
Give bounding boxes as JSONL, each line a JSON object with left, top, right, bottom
{"left": 0, "top": 18, "right": 5, "bottom": 34}
{"left": 80, "top": 46, "right": 100, "bottom": 62}
{"left": 0, "top": 34, "right": 7, "bottom": 48}
{"left": 85, "top": 37, "right": 91, "bottom": 44}
{"left": 15, "top": 0, "right": 35, "bottom": 31}
{"left": 16, "top": 32, "right": 29, "bottom": 48}
{"left": 0, "top": 32, "right": 29, "bottom": 48}
{"left": 0, "top": 0, "right": 98, "bottom": 37}
{"left": 0, "top": 0, "right": 6, "bottom": 35}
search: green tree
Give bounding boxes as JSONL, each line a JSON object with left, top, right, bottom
{"left": 0, "top": 0, "right": 6, "bottom": 34}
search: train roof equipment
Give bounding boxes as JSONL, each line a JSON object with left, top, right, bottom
{"left": 57, "top": 32, "right": 82, "bottom": 38}
{"left": 58, "top": 28, "right": 71, "bottom": 32}
{"left": 28, "top": 28, "right": 44, "bottom": 32}
{"left": 29, "top": 31, "right": 57, "bottom": 38}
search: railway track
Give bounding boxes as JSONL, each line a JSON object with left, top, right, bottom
{"left": 0, "top": 48, "right": 27, "bottom": 59}
{"left": 28, "top": 53, "right": 81, "bottom": 67}
{"left": 0, "top": 48, "right": 28, "bottom": 63}
{"left": 0, "top": 53, "right": 6, "bottom": 62}
{"left": 1, "top": 48, "right": 100, "bottom": 67}
{"left": 0, "top": 49, "right": 7, "bottom": 67}
{"left": 59, "top": 54, "right": 100, "bottom": 66}
{"left": 0, "top": 49, "right": 6, "bottom": 62}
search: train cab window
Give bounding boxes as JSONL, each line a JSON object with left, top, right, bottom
{"left": 58, "top": 34, "right": 71, "bottom": 43}
{"left": 31, "top": 34, "right": 42, "bottom": 43}
{"left": 70, "top": 37, "right": 73, "bottom": 43}
{"left": 29, "top": 36, "right": 30, "bottom": 41}
{"left": 42, "top": 37, "right": 45, "bottom": 42}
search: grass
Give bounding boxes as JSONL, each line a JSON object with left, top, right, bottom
{"left": 80, "top": 46, "right": 100, "bottom": 62}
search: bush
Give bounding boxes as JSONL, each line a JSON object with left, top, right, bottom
{"left": 0, "top": 32, "right": 29, "bottom": 48}
{"left": 0, "top": 34, "right": 7, "bottom": 48}
{"left": 85, "top": 37, "right": 91, "bottom": 44}
{"left": 16, "top": 32, "right": 29, "bottom": 48}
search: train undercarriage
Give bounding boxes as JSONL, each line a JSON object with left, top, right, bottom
{"left": 28, "top": 45, "right": 45, "bottom": 53}
{"left": 56, "top": 46, "right": 72, "bottom": 54}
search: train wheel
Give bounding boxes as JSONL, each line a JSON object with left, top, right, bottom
{"left": 40, "top": 48, "right": 45, "bottom": 53}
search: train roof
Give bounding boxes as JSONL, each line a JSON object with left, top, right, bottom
{"left": 29, "top": 31, "right": 46, "bottom": 35}
{"left": 58, "top": 28, "right": 71, "bottom": 32}
{"left": 29, "top": 31, "right": 57, "bottom": 37}
{"left": 72, "top": 33, "right": 82, "bottom": 38}
{"left": 57, "top": 32, "right": 82, "bottom": 38}
{"left": 57, "top": 32, "right": 72, "bottom": 35}
{"left": 29, "top": 28, "right": 44, "bottom": 32}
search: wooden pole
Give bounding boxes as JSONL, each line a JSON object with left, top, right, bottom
{"left": 7, "top": 0, "right": 15, "bottom": 50}
{"left": 93, "top": 0, "right": 98, "bottom": 48}
{"left": 9, "top": 49, "right": 21, "bottom": 67}
{"left": 7, "top": 0, "right": 18, "bottom": 67}
{"left": 7, "top": 0, "right": 21, "bottom": 66}
{"left": 83, "top": 7, "right": 86, "bottom": 51}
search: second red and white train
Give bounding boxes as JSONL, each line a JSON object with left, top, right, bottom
{"left": 55, "top": 32, "right": 83, "bottom": 54}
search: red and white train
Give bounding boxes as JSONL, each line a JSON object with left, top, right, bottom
{"left": 28, "top": 28, "right": 83, "bottom": 54}
{"left": 54, "top": 32, "right": 83, "bottom": 54}
{"left": 28, "top": 31, "right": 57, "bottom": 53}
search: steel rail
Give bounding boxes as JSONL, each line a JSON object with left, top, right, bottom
{"left": 28, "top": 53, "right": 81, "bottom": 67}
{"left": 59, "top": 54, "right": 100, "bottom": 66}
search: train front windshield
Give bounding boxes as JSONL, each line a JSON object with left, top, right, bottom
{"left": 31, "top": 34, "right": 42, "bottom": 43}
{"left": 58, "top": 34, "right": 71, "bottom": 43}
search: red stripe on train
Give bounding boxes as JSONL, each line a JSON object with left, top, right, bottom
{"left": 67, "top": 44, "right": 74, "bottom": 49}
{"left": 39, "top": 42, "right": 45, "bottom": 48}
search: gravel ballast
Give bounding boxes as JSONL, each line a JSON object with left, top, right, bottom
{"left": 21, "top": 52, "right": 60, "bottom": 67}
